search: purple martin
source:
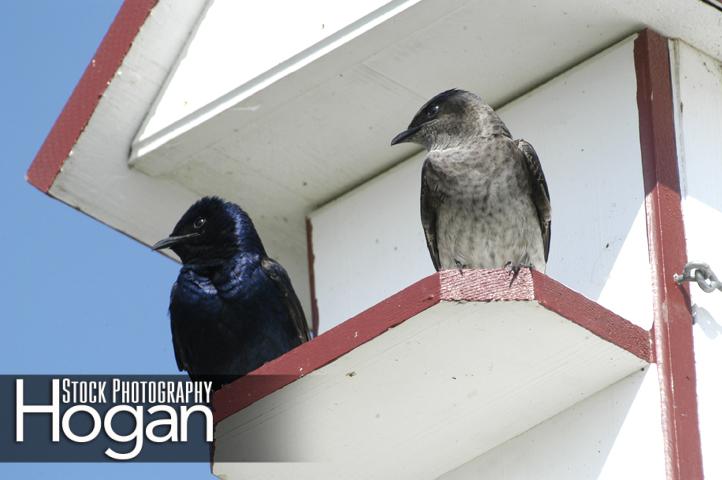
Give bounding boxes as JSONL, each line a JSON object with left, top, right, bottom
{"left": 391, "top": 89, "right": 551, "bottom": 272}
{"left": 153, "top": 196, "right": 311, "bottom": 390}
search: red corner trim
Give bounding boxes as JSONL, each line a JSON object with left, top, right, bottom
{"left": 438, "top": 268, "right": 535, "bottom": 301}
{"left": 26, "top": 0, "right": 158, "bottom": 193}
{"left": 439, "top": 269, "right": 650, "bottom": 362}
{"left": 531, "top": 271, "right": 652, "bottom": 363}
{"left": 634, "top": 29, "right": 703, "bottom": 480}
{"left": 212, "top": 269, "right": 650, "bottom": 424}
{"left": 305, "top": 218, "right": 320, "bottom": 336}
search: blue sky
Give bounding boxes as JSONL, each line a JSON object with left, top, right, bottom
{"left": 2, "top": 2, "right": 214, "bottom": 478}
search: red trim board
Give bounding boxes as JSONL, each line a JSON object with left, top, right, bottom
{"left": 26, "top": 0, "right": 158, "bottom": 193}
{"left": 634, "top": 29, "right": 703, "bottom": 480}
{"left": 305, "top": 218, "right": 320, "bottom": 336}
{"left": 212, "top": 268, "right": 651, "bottom": 424}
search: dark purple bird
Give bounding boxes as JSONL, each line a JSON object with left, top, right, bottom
{"left": 153, "top": 196, "right": 311, "bottom": 390}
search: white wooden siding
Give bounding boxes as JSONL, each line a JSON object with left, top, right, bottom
{"left": 439, "top": 367, "right": 665, "bottom": 480}
{"left": 672, "top": 39, "right": 722, "bottom": 480}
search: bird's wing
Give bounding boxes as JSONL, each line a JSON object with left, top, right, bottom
{"left": 169, "top": 271, "right": 246, "bottom": 385}
{"left": 515, "top": 139, "right": 552, "bottom": 262}
{"left": 168, "top": 281, "right": 192, "bottom": 373}
{"left": 261, "top": 257, "right": 312, "bottom": 343}
{"left": 420, "top": 159, "right": 442, "bottom": 271}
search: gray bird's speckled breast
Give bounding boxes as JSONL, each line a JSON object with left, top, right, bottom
{"left": 425, "top": 137, "right": 546, "bottom": 271}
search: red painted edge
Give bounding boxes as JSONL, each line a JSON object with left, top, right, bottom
{"left": 212, "top": 268, "right": 651, "bottom": 424}
{"left": 442, "top": 269, "right": 650, "bottom": 361}
{"left": 25, "top": 0, "right": 158, "bottom": 193}
{"left": 439, "top": 268, "right": 535, "bottom": 301}
{"left": 305, "top": 217, "right": 320, "bottom": 336}
{"left": 634, "top": 30, "right": 703, "bottom": 479}
{"left": 212, "top": 273, "right": 441, "bottom": 423}
{"left": 531, "top": 271, "right": 651, "bottom": 362}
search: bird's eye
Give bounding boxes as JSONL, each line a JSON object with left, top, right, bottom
{"left": 427, "top": 104, "right": 440, "bottom": 118}
{"left": 193, "top": 217, "right": 206, "bottom": 229}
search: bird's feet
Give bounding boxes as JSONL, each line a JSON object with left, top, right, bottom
{"left": 504, "top": 261, "right": 532, "bottom": 286}
{"left": 455, "top": 260, "right": 466, "bottom": 275}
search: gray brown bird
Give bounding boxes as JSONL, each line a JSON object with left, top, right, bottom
{"left": 391, "top": 89, "right": 551, "bottom": 272}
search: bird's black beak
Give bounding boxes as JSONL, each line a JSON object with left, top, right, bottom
{"left": 390, "top": 125, "right": 421, "bottom": 146}
{"left": 152, "top": 233, "right": 200, "bottom": 251}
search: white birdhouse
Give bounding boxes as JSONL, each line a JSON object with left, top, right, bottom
{"left": 28, "top": 1, "right": 722, "bottom": 478}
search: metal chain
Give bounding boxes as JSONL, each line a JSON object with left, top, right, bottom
{"left": 673, "top": 262, "right": 722, "bottom": 293}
